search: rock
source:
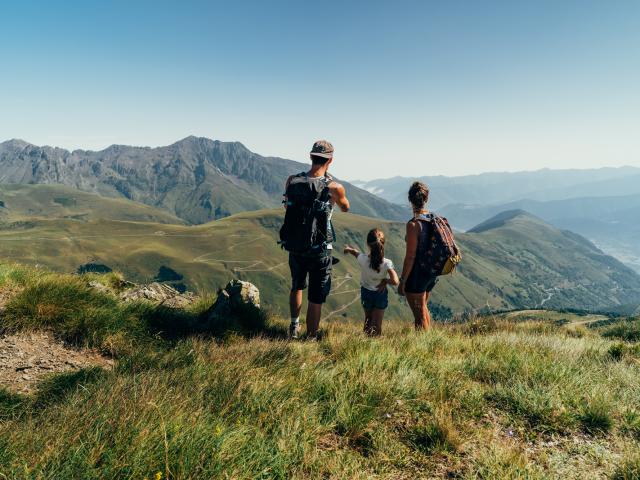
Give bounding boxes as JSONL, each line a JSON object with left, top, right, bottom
{"left": 87, "top": 281, "right": 110, "bottom": 293}
{"left": 119, "top": 282, "right": 196, "bottom": 308}
{"left": 207, "top": 280, "right": 261, "bottom": 321}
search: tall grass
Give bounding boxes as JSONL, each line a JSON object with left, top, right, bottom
{"left": 0, "top": 264, "right": 638, "bottom": 478}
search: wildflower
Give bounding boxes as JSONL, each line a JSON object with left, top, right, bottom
{"left": 155, "top": 472, "right": 162, "bottom": 480}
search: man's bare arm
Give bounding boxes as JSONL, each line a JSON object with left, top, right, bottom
{"left": 330, "top": 182, "right": 350, "bottom": 212}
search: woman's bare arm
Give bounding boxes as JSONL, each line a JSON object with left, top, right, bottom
{"left": 399, "top": 221, "right": 420, "bottom": 295}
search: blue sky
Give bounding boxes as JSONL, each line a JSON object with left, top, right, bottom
{"left": 1, "top": 0, "right": 638, "bottom": 179}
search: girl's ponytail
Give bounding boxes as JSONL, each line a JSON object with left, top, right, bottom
{"left": 367, "top": 228, "right": 385, "bottom": 272}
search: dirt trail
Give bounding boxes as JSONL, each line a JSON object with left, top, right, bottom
{"left": 0, "top": 332, "right": 113, "bottom": 394}
{"left": 0, "top": 288, "right": 113, "bottom": 394}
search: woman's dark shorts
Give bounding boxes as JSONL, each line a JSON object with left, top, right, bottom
{"left": 405, "top": 266, "right": 438, "bottom": 294}
{"left": 289, "top": 253, "right": 332, "bottom": 304}
{"left": 361, "top": 287, "right": 389, "bottom": 310}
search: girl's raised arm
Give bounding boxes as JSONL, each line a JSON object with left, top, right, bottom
{"left": 343, "top": 245, "right": 360, "bottom": 258}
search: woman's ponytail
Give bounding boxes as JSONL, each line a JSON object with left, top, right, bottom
{"left": 367, "top": 228, "right": 385, "bottom": 272}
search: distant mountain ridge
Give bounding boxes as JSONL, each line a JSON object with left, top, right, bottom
{"left": 442, "top": 194, "right": 640, "bottom": 273}
{"left": 467, "top": 209, "right": 540, "bottom": 233}
{"left": 0, "top": 137, "right": 406, "bottom": 224}
{"left": 353, "top": 167, "right": 640, "bottom": 210}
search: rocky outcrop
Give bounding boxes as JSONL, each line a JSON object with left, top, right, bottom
{"left": 119, "top": 282, "right": 196, "bottom": 308}
{"left": 206, "top": 280, "right": 260, "bottom": 322}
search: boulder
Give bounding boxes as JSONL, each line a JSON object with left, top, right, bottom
{"left": 207, "top": 280, "right": 261, "bottom": 321}
{"left": 120, "top": 282, "right": 196, "bottom": 308}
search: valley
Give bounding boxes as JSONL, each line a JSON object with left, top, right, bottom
{"left": 1, "top": 186, "right": 639, "bottom": 319}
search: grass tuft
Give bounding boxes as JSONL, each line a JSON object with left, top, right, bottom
{"left": 579, "top": 395, "right": 614, "bottom": 434}
{"left": 612, "top": 452, "right": 640, "bottom": 480}
{"left": 403, "top": 410, "right": 460, "bottom": 454}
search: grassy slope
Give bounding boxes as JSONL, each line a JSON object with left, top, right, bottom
{"left": 1, "top": 206, "right": 640, "bottom": 318}
{"left": 0, "top": 264, "right": 639, "bottom": 479}
{"left": 0, "top": 184, "right": 184, "bottom": 224}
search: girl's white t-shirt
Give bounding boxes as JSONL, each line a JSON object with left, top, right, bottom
{"left": 357, "top": 254, "right": 394, "bottom": 291}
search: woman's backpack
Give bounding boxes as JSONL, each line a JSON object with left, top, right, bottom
{"left": 415, "top": 214, "right": 462, "bottom": 276}
{"left": 279, "top": 173, "right": 334, "bottom": 256}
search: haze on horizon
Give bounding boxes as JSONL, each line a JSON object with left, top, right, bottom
{"left": 1, "top": 0, "right": 639, "bottom": 180}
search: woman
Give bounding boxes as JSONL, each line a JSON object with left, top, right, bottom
{"left": 398, "top": 181, "right": 436, "bottom": 329}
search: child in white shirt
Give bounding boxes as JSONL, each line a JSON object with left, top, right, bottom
{"left": 344, "top": 228, "right": 400, "bottom": 336}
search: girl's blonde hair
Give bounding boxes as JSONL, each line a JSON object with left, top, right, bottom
{"left": 367, "top": 228, "right": 385, "bottom": 272}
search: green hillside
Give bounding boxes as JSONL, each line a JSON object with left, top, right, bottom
{"left": 0, "top": 184, "right": 184, "bottom": 224}
{"left": 0, "top": 264, "right": 638, "bottom": 479}
{"left": 1, "top": 199, "right": 639, "bottom": 317}
{"left": 441, "top": 194, "right": 640, "bottom": 273}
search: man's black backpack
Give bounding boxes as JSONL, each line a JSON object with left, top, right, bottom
{"left": 279, "top": 172, "right": 334, "bottom": 256}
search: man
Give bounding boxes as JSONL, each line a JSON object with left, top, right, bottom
{"left": 280, "top": 140, "right": 350, "bottom": 339}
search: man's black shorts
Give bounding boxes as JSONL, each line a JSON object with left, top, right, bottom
{"left": 289, "top": 253, "right": 332, "bottom": 304}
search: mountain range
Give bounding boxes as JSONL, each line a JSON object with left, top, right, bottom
{"left": 353, "top": 167, "right": 640, "bottom": 210}
{"left": 1, "top": 138, "right": 639, "bottom": 316}
{"left": 0, "top": 137, "right": 405, "bottom": 224}
{"left": 353, "top": 168, "right": 640, "bottom": 273}
{"left": 1, "top": 185, "right": 639, "bottom": 317}
{"left": 439, "top": 194, "right": 640, "bottom": 272}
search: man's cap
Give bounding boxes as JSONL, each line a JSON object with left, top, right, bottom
{"left": 310, "top": 140, "right": 334, "bottom": 159}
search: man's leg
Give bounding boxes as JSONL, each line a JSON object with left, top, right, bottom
{"left": 288, "top": 254, "right": 308, "bottom": 339}
{"left": 289, "top": 289, "right": 303, "bottom": 337}
{"left": 289, "top": 289, "right": 302, "bottom": 318}
{"left": 306, "top": 255, "right": 332, "bottom": 339}
{"left": 306, "top": 302, "right": 322, "bottom": 338}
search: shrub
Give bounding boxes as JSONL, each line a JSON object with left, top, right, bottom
{"left": 602, "top": 319, "right": 640, "bottom": 342}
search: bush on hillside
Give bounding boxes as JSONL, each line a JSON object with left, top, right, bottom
{"left": 602, "top": 318, "right": 640, "bottom": 342}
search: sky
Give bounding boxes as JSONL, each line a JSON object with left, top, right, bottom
{"left": 1, "top": 0, "right": 639, "bottom": 180}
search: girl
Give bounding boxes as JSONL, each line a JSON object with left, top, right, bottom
{"left": 344, "top": 228, "right": 399, "bottom": 336}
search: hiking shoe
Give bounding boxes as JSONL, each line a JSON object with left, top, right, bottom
{"left": 289, "top": 323, "right": 301, "bottom": 339}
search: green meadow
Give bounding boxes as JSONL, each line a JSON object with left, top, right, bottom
{"left": 0, "top": 264, "right": 639, "bottom": 479}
